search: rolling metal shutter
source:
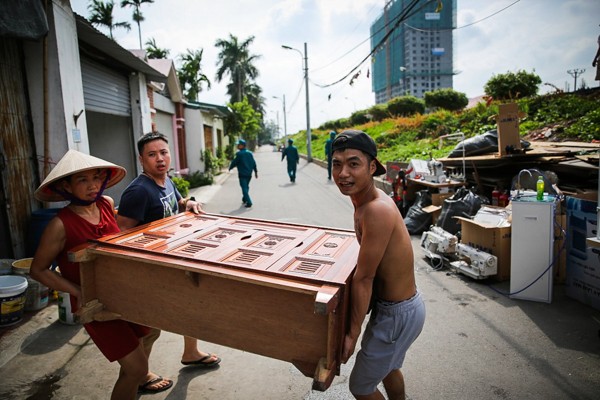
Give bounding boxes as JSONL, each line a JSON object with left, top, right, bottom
{"left": 81, "top": 56, "right": 131, "bottom": 116}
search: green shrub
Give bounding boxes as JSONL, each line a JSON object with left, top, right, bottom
{"left": 185, "top": 171, "right": 214, "bottom": 188}
{"left": 424, "top": 88, "right": 468, "bottom": 111}
{"left": 203, "top": 149, "right": 221, "bottom": 176}
{"left": 350, "top": 109, "right": 370, "bottom": 125}
{"left": 171, "top": 176, "right": 190, "bottom": 197}
{"left": 387, "top": 96, "right": 425, "bottom": 117}
{"left": 368, "top": 104, "right": 390, "bottom": 121}
{"left": 525, "top": 93, "right": 599, "bottom": 124}
{"left": 484, "top": 70, "right": 541, "bottom": 100}
{"left": 565, "top": 109, "right": 600, "bottom": 141}
{"left": 420, "top": 110, "right": 459, "bottom": 137}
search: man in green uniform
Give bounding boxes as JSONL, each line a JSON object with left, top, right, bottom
{"left": 325, "top": 130, "right": 337, "bottom": 180}
{"left": 229, "top": 139, "right": 258, "bottom": 207}
{"left": 281, "top": 138, "right": 299, "bottom": 183}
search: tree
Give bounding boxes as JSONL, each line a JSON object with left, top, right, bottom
{"left": 367, "top": 104, "right": 390, "bottom": 121}
{"left": 178, "top": 49, "right": 211, "bottom": 101}
{"left": 259, "top": 119, "right": 278, "bottom": 145}
{"left": 215, "top": 34, "right": 261, "bottom": 104}
{"left": 88, "top": 0, "right": 131, "bottom": 40}
{"left": 145, "top": 38, "right": 170, "bottom": 59}
{"left": 424, "top": 88, "right": 469, "bottom": 111}
{"left": 226, "top": 97, "right": 261, "bottom": 149}
{"left": 350, "top": 109, "right": 370, "bottom": 125}
{"left": 484, "top": 70, "right": 542, "bottom": 100}
{"left": 243, "top": 82, "right": 265, "bottom": 117}
{"left": 387, "top": 95, "right": 425, "bottom": 116}
{"left": 120, "top": 0, "right": 154, "bottom": 49}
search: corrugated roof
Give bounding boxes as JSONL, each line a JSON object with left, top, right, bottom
{"left": 75, "top": 14, "right": 166, "bottom": 83}
{"left": 186, "top": 101, "right": 230, "bottom": 117}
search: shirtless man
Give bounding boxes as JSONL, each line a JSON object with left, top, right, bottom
{"left": 331, "top": 130, "right": 426, "bottom": 400}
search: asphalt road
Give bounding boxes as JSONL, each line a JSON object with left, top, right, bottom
{"left": 1, "top": 145, "right": 599, "bottom": 399}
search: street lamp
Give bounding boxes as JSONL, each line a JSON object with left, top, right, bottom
{"left": 282, "top": 43, "right": 312, "bottom": 162}
{"left": 400, "top": 66, "right": 407, "bottom": 95}
{"left": 272, "top": 95, "right": 287, "bottom": 142}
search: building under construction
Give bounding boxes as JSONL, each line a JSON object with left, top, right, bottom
{"left": 371, "top": 0, "right": 457, "bottom": 104}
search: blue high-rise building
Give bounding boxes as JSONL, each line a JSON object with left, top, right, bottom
{"left": 371, "top": 0, "right": 457, "bottom": 104}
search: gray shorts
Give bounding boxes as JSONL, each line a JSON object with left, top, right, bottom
{"left": 349, "top": 291, "right": 426, "bottom": 396}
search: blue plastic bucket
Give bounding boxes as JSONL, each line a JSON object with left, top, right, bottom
{"left": 0, "top": 275, "right": 28, "bottom": 326}
{"left": 27, "top": 208, "right": 61, "bottom": 257}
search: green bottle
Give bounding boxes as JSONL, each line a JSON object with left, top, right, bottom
{"left": 536, "top": 176, "right": 544, "bottom": 201}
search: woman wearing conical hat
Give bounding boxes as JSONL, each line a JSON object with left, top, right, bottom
{"left": 30, "top": 150, "right": 173, "bottom": 398}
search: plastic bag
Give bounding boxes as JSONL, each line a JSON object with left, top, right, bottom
{"left": 404, "top": 190, "right": 433, "bottom": 235}
{"left": 435, "top": 187, "right": 489, "bottom": 234}
{"left": 448, "top": 129, "right": 530, "bottom": 158}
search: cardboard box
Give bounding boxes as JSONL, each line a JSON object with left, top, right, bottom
{"left": 565, "top": 194, "right": 600, "bottom": 310}
{"left": 423, "top": 192, "right": 454, "bottom": 224}
{"left": 456, "top": 217, "right": 512, "bottom": 281}
{"left": 497, "top": 103, "right": 521, "bottom": 157}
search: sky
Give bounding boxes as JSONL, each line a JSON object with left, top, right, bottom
{"left": 70, "top": 0, "right": 600, "bottom": 136}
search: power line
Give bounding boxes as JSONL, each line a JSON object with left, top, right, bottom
{"left": 310, "top": 0, "right": 522, "bottom": 90}
{"left": 405, "top": 0, "right": 521, "bottom": 33}
{"left": 313, "top": 0, "right": 429, "bottom": 89}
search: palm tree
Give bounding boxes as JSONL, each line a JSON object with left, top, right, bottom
{"left": 244, "top": 82, "right": 265, "bottom": 117}
{"left": 178, "top": 49, "right": 211, "bottom": 101}
{"left": 214, "top": 34, "right": 261, "bottom": 104}
{"left": 88, "top": 0, "right": 131, "bottom": 40}
{"left": 145, "top": 38, "right": 170, "bottom": 59}
{"left": 120, "top": 0, "right": 154, "bottom": 49}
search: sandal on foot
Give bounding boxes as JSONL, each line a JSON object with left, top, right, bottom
{"left": 138, "top": 376, "right": 173, "bottom": 394}
{"left": 181, "top": 353, "right": 221, "bottom": 368}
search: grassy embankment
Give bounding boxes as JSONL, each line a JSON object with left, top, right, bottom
{"left": 286, "top": 89, "right": 600, "bottom": 165}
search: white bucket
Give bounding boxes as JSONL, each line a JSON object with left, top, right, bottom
{"left": 58, "top": 291, "right": 79, "bottom": 325}
{"left": 12, "top": 258, "right": 49, "bottom": 311}
{"left": 0, "top": 275, "right": 28, "bottom": 326}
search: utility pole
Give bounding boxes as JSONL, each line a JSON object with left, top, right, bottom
{"left": 282, "top": 43, "right": 312, "bottom": 162}
{"left": 567, "top": 68, "right": 585, "bottom": 91}
{"left": 282, "top": 94, "right": 287, "bottom": 142}
{"left": 272, "top": 95, "right": 287, "bottom": 142}
{"left": 303, "top": 42, "right": 312, "bottom": 162}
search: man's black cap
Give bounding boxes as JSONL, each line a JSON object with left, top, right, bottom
{"left": 331, "top": 130, "right": 386, "bottom": 176}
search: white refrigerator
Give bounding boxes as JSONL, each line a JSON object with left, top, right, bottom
{"left": 510, "top": 197, "right": 555, "bottom": 303}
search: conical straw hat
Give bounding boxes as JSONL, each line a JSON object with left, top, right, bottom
{"left": 34, "top": 149, "right": 126, "bottom": 202}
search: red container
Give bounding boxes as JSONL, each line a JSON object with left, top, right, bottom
{"left": 492, "top": 188, "right": 500, "bottom": 206}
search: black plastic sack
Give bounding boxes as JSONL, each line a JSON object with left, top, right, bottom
{"left": 404, "top": 190, "right": 433, "bottom": 235}
{"left": 448, "top": 129, "right": 530, "bottom": 158}
{"left": 435, "top": 187, "right": 489, "bottom": 234}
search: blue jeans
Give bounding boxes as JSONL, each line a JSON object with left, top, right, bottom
{"left": 239, "top": 175, "right": 252, "bottom": 205}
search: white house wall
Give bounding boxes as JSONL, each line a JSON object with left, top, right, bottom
{"left": 184, "top": 107, "right": 206, "bottom": 174}
{"left": 24, "top": 0, "right": 87, "bottom": 173}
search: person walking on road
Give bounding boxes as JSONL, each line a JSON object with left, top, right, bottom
{"left": 281, "top": 138, "right": 299, "bottom": 182}
{"left": 117, "top": 132, "right": 221, "bottom": 388}
{"left": 229, "top": 139, "right": 258, "bottom": 207}
{"left": 325, "top": 130, "right": 337, "bottom": 180}
{"left": 29, "top": 149, "right": 170, "bottom": 399}
{"left": 331, "top": 130, "right": 426, "bottom": 400}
